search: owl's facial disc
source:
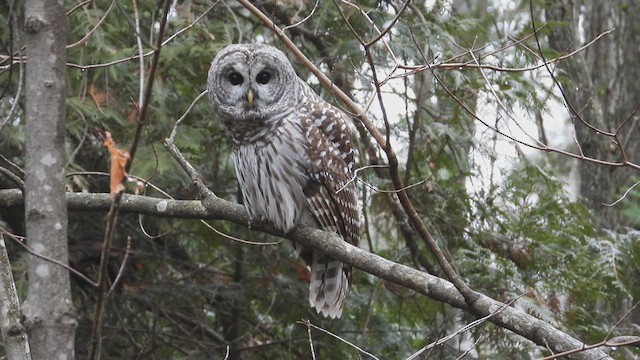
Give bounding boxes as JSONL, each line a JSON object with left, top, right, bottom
{"left": 217, "top": 63, "right": 280, "bottom": 117}
{"left": 209, "top": 45, "right": 299, "bottom": 124}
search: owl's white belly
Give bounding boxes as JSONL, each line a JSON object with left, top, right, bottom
{"left": 233, "top": 123, "right": 311, "bottom": 232}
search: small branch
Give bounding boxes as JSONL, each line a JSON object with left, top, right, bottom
{"left": 62, "top": 2, "right": 217, "bottom": 71}
{"left": 0, "top": 153, "right": 24, "bottom": 176}
{"left": 602, "top": 179, "right": 640, "bottom": 207}
{"left": 393, "top": 28, "right": 615, "bottom": 77}
{"left": 167, "top": 90, "right": 209, "bottom": 144}
{"left": 0, "top": 46, "right": 24, "bottom": 132}
{"left": 106, "top": 235, "right": 131, "bottom": 298}
{"left": 538, "top": 336, "right": 640, "bottom": 360}
{"left": 86, "top": 1, "right": 171, "bottom": 357}
{"left": 87, "top": 192, "right": 123, "bottom": 360}
{"left": 305, "top": 319, "right": 317, "bottom": 360}
{"left": 364, "top": 0, "right": 411, "bottom": 48}
{"left": 66, "top": 0, "right": 93, "bottom": 16}
{"left": 407, "top": 295, "right": 522, "bottom": 360}
{"left": 66, "top": 0, "right": 116, "bottom": 49}
{"left": 282, "top": 0, "right": 320, "bottom": 32}
{"left": 0, "top": 224, "right": 97, "bottom": 287}
{"left": 299, "top": 319, "right": 379, "bottom": 359}
{"left": 468, "top": 42, "right": 543, "bottom": 147}
{"left": 126, "top": 0, "right": 172, "bottom": 171}
{"left": 335, "top": 0, "right": 480, "bottom": 305}
{"left": 0, "top": 166, "right": 24, "bottom": 191}
{"left": 132, "top": 0, "right": 145, "bottom": 113}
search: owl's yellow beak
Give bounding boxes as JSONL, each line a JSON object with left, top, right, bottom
{"left": 246, "top": 89, "right": 254, "bottom": 106}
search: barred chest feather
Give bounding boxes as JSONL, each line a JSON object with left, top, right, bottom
{"left": 233, "top": 116, "right": 311, "bottom": 232}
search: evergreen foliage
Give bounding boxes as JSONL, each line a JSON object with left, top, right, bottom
{"left": 0, "top": 0, "right": 638, "bottom": 358}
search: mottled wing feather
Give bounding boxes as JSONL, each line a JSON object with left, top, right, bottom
{"left": 303, "top": 183, "right": 344, "bottom": 234}
{"left": 301, "top": 100, "right": 360, "bottom": 247}
{"left": 299, "top": 100, "right": 360, "bottom": 318}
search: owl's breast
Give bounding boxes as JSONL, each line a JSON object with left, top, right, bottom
{"left": 233, "top": 119, "right": 310, "bottom": 232}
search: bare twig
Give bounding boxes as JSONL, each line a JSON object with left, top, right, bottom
{"left": 538, "top": 336, "right": 640, "bottom": 360}
{"left": 0, "top": 46, "right": 24, "bottom": 132}
{"left": 66, "top": 0, "right": 93, "bottom": 16}
{"left": 0, "top": 225, "right": 97, "bottom": 287}
{"left": 282, "top": 0, "right": 320, "bottom": 32}
{"left": 106, "top": 236, "right": 131, "bottom": 298}
{"left": 126, "top": 0, "right": 171, "bottom": 171}
{"left": 87, "top": 0, "right": 172, "bottom": 357}
{"left": 0, "top": 154, "right": 23, "bottom": 176}
{"left": 305, "top": 319, "right": 317, "bottom": 360}
{"left": 407, "top": 295, "right": 522, "bottom": 360}
{"left": 416, "top": 34, "right": 640, "bottom": 172}
{"left": 63, "top": 2, "right": 218, "bottom": 71}
{"left": 167, "top": 90, "right": 209, "bottom": 143}
{"left": 0, "top": 166, "right": 24, "bottom": 191}
{"left": 300, "top": 319, "right": 379, "bottom": 359}
{"left": 603, "top": 300, "right": 640, "bottom": 343}
{"left": 337, "top": 0, "right": 399, "bottom": 64}
{"left": 602, "top": 179, "right": 640, "bottom": 207}
{"left": 468, "top": 41, "right": 544, "bottom": 147}
{"left": 87, "top": 191, "right": 123, "bottom": 359}
{"left": 364, "top": 0, "right": 411, "bottom": 48}
{"left": 67, "top": 0, "right": 116, "bottom": 49}
{"left": 132, "top": 0, "right": 145, "bottom": 111}
{"left": 394, "top": 28, "right": 615, "bottom": 79}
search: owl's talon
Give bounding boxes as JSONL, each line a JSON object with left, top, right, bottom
{"left": 247, "top": 216, "right": 267, "bottom": 229}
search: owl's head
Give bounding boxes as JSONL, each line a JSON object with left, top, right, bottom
{"left": 207, "top": 44, "right": 301, "bottom": 136}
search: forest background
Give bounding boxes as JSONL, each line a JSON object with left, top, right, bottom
{"left": 0, "top": 0, "right": 639, "bottom": 359}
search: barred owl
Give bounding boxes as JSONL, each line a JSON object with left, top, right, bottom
{"left": 207, "top": 44, "right": 360, "bottom": 318}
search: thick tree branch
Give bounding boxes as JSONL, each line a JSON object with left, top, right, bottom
{"left": 0, "top": 188, "right": 613, "bottom": 359}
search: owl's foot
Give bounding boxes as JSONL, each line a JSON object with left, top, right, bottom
{"left": 247, "top": 216, "right": 268, "bottom": 229}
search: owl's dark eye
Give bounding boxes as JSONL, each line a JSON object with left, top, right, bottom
{"left": 256, "top": 70, "right": 272, "bottom": 85}
{"left": 227, "top": 71, "right": 244, "bottom": 86}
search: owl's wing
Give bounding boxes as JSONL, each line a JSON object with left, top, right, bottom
{"left": 300, "top": 100, "right": 360, "bottom": 319}
{"left": 301, "top": 100, "right": 360, "bottom": 248}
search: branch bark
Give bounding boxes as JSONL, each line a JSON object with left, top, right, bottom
{"left": 0, "top": 234, "right": 31, "bottom": 360}
{"left": 21, "top": 0, "right": 77, "bottom": 357}
{"left": 0, "top": 188, "right": 612, "bottom": 359}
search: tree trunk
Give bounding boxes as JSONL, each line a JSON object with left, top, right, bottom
{"left": 21, "top": 0, "right": 77, "bottom": 358}
{"left": 545, "top": 0, "right": 640, "bottom": 230}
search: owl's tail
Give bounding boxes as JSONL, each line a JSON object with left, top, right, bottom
{"left": 308, "top": 250, "right": 348, "bottom": 319}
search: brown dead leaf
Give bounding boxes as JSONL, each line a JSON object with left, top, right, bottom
{"left": 126, "top": 101, "right": 140, "bottom": 123}
{"left": 88, "top": 84, "right": 108, "bottom": 108}
{"left": 293, "top": 261, "right": 310, "bottom": 282}
{"left": 103, "top": 131, "right": 130, "bottom": 194}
